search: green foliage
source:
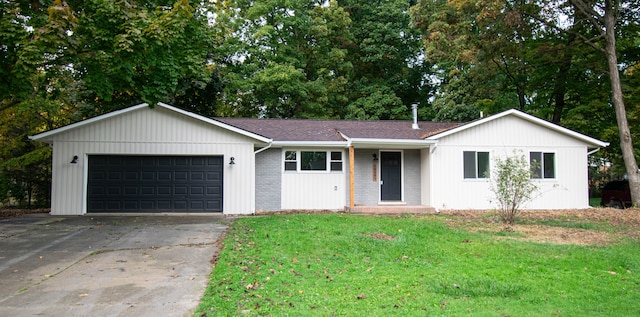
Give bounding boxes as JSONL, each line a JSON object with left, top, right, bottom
{"left": 489, "top": 151, "right": 539, "bottom": 225}
{"left": 0, "top": 0, "right": 216, "bottom": 205}
{"left": 67, "top": 0, "right": 214, "bottom": 113}
{"left": 196, "top": 214, "right": 640, "bottom": 316}
{"left": 213, "top": 0, "right": 353, "bottom": 118}
{"left": 339, "top": 0, "right": 432, "bottom": 119}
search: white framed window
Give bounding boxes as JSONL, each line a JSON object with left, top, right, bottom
{"left": 284, "top": 151, "right": 297, "bottom": 171}
{"left": 330, "top": 151, "right": 343, "bottom": 171}
{"left": 463, "top": 151, "right": 490, "bottom": 179}
{"left": 284, "top": 150, "right": 343, "bottom": 172}
{"left": 530, "top": 152, "right": 555, "bottom": 179}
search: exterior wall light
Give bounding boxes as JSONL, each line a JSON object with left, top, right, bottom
{"left": 372, "top": 154, "right": 378, "bottom": 162}
{"left": 70, "top": 155, "right": 79, "bottom": 164}
{"left": 229, "top": 157, "right": 235, "bottom": 165}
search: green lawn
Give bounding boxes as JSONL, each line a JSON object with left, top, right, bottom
{"left": 196, "top": 214, "right": 640, "bottom": 316}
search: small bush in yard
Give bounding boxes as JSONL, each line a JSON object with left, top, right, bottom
{"left": 490, "top": 150, "right": 539, "bottom": 225}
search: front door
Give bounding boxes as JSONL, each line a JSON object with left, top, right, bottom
{"left": 380, "top": 151, "right": 402, "bottom": 201}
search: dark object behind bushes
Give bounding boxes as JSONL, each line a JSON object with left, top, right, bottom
{"left": 601, "top": 180, "right": 631, "bottom": 208}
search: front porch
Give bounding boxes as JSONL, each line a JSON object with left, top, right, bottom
{"left": 345, "top": 205, "right": 437, "bottom": 215}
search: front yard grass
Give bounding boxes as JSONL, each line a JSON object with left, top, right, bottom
{"left": 196, "top": 213, "right": 640, "bottom": 316}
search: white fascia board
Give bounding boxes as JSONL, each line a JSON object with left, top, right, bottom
{"left": 29, "top": 103, "right": 151, "bottom": 142}
{"left": 29, "top": 102, "right": 273, "bottom": 144}
{"left": 349, "top": 138, "right": 437, "bottom": 149}
{"left": 156, "top": 102, "right": 272, "bottom": 143}
{"left": 426, "top": 108, "right": 609, "bottom": 148}
{"left": 271, "top": 141, "right": 349, "bottom": 148}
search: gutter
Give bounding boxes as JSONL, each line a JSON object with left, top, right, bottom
{"left": 254, "top": 141, "right": 273, "bottom": 154}
{"left": 587, "top": 148, "right": 601, "bottom": 156}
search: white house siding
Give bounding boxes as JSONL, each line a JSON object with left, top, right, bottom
{"left": 403, "top": 149, "right": 421, "bottom": 205}
{"left": 47, "top": 106, "right": 257, "bottom": 215}
{"left": 420, "top": 148, "right": 431, "bottom": 206}
{"left": 281, "top": 149, "right": 346, "bottom": 210}
{"left": 430, "top": 115, "right": 591, "bottom": 210}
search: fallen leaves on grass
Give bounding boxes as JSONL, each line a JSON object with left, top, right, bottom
{"left": 364, "top": 232, "right": 396, "bottom": 240}
{"left": 440, "top": 208, "right": 640, "bottom": 245}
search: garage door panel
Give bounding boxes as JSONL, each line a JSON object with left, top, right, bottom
{"left": 123, "top": 186, "right": 138, "bottom": 195}
{"left": 88, "top": 156, "right": 223, "bottom": 213}
{"left": 190, "top": 186, "right": 205, "bottom": 195}
{"left": 175, "top": 186, "right": 188, "bottom": 195}
{"left": 191, "top": 171, "right": 205, "bottom": 181}
{"left": 123, "top": 201, "right": 138, "bottom": 210}
{"left": 124, "top": 172, "right": 139, "bottom": 181}
{"left": 207, "top": 201, "right": 221, "bottom": 210}
{"left": 207, "top": 186, "right": 221, "bottom": 195}
{"left": 108, "top": 172, "right": 123, "bottom": 181}
{"left": 158, "top": 171, "right": 172, "bottom": 181}
{"left": 157, "top": 186, "right": 172, "bottom": 195}
{"left": 173, "top": 200, "right": 188, "bottom": 210}
{"left": 175, "top": 171, "right": 188, "bottom": 181}
{"left": 107, "top": 187, "right": 121, "bottom": 195}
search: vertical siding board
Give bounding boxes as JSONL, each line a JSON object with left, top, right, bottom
{"left": 404, "top": 150, "right": 421, "bottom": 205}
{"left": 47, "top": 106, "right": 259, "bottom": 215}
{"left": 420, "top": 149, "right": 431, "bottom": 206}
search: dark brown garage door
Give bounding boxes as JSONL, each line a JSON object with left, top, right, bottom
{"left": 87, "top": 156, "right": 223, "bottom": 212}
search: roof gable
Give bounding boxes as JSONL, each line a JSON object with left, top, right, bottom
{"left": 29, "top": 102, "right": 271, "bottom": 143}
{"left": 426, "top": 109, "right": 609, "bottom": 148}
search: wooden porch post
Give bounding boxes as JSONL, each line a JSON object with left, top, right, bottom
{"left": 349, "top": 145, "right": 355, "bottom": 208}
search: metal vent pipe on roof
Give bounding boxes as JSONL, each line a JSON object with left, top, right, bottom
{"left": 411, "top": 103, "right": 419, "bottom": 129}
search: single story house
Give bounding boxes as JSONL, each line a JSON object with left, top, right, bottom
{"left": 29, "top": 102, "right": 608, "bottom": 215}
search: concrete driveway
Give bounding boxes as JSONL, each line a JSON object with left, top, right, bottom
{"left": 0, "top": 213, "right": 230, "bottom": 317}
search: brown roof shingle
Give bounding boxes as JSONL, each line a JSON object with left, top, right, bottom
{"left": 214, "top": 118, "right": 462, "bottom": 142}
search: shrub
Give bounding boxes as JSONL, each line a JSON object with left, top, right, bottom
{"left": 490, "top": 150, "right": 539, "bottom": 225}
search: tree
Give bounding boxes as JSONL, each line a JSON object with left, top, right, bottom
{"left": 339, "top": 0, "right": 432, "bottom": 120}
{"left": 531, "top": 0, "right": 640, "bottom": 205}
{"left": 490, "top": 151, "right": 539, "bottom": 225}
{"left": 212, "top": 0, "right": 353, "bottom": 118}
{"left": 0, "top": 0, "right": 218, "bottom": 206}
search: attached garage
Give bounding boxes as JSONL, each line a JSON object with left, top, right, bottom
{"left": 87, "top": 156, "right": 223, "bottom": 213}
{"left": 29, "top": 103, "right": 271, "bottom": 215}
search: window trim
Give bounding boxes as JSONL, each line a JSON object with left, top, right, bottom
{"left": 530, "top": 151, "right": 556, "bottom": 179}
{"left": 463, "top": 150, "right": 490, "bottom": 179}
{"left": 283, "top": 150, "right": 344, "bottom": 173}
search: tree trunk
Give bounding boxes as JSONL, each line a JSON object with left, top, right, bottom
{"left": 604, "top": 3, "right": 640, "bottom": 206}
{"left": 551, "top": 34, "right": 575, "bottom": 124}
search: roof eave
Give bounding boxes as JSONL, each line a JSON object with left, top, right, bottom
{"left": 349, "top": 138, "right": 437, "bottom": 149}
{"left": 271, "top": 141, "right": 349, "bottom": 148}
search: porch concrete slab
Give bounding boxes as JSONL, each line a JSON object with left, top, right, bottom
{"left": 346, "top": 205, "right": 437, "bottom": 214}
{"left": 0, "top": 214, "right": 230, "bottom": 317}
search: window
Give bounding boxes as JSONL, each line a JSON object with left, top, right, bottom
{"left": 284, "top": 151, "right": 297, "bottom": 171}
{"left": 284, "top": 150, "right": 343, "bottom": 172}
{"left": 530, "top": 152, "right": 555, "bottom": 179}
{"left": 301, "top": 151, "right": 327, "bottom": 171}
{"left": 330, "top": 151, "right": 342, "bottom": 171}
{"left": 463, "top": 151, "right": 490, "bottom": 179}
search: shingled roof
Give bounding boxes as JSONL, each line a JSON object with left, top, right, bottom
{"left": 214, "top": 118, "right": 463, "bottom": 142}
